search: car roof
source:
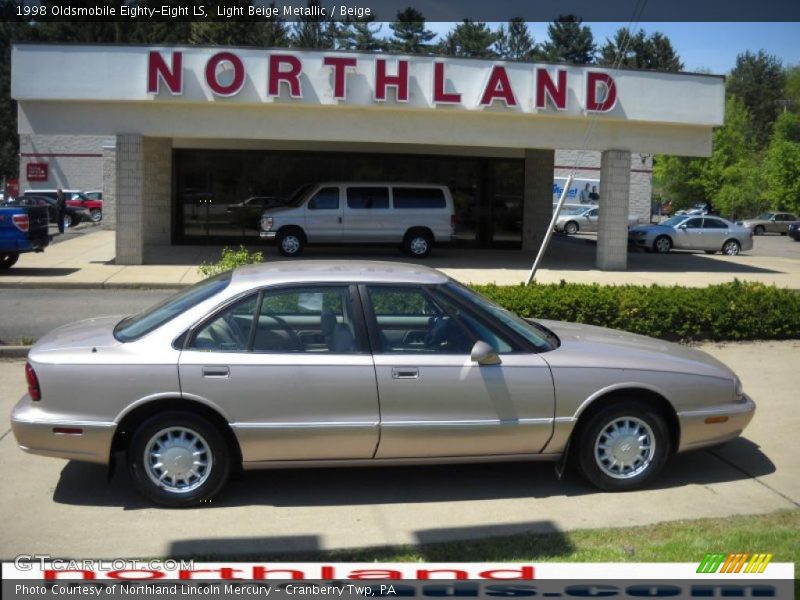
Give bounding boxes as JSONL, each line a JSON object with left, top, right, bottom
{"left": 231, "top": 260, "right": 449, "bottom": 287}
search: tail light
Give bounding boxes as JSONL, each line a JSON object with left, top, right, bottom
{"left": 12, "top": 214, "right": 30, "bottom": 232}
{"left": 25, "top": 362, "right": 41, "bottom": 401}
{"left": 450, "top": 214, "right": 456, "bottom": 229}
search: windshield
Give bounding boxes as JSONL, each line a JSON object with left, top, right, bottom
{"left": 114, "top": 272, "right": 231, "bottom": 342}
{"left": 557, "top": 205, "right": 586, "bottom": 215}
{"left": 444, "top": 282, "right": 558, "bottom": 352}
{"left": 660, "top": 216, "right": 687, "bottom": 227}
{"left": 287, "top": 184, "right": 315, "bottom": 206}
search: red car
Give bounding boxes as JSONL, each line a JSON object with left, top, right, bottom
{"left": 23, "top": 189, "right": 103, "bottom": 223}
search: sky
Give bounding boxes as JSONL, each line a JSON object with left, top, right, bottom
{"left": 410, "top": 22, "right": 800, "bottom": 74}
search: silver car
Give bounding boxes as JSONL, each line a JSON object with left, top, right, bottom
{"left": 11, "top": 262, "right": 755, "bottom": 506}
{"left": 629, "top": 215, "right": 753, "bottom": 255}
{"left": 554, "top": 206, "right": 638, "bottom": 235}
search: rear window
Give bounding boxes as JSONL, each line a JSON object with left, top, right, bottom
{"left": 393, "top": 187, "right": 446, "bottom": 209}
{"left": 347, "top": 187, "right": 390, "bottom": 210}
{"left": 114, "top": 272, "right": 231, "bottom": 342}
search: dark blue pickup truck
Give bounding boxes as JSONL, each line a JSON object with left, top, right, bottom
{"left": 0, "top": 204, "right": 50, "bottom": 269}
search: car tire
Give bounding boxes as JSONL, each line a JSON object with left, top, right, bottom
{"left": 90, "top": 209, "right": 102, "bottom": 223}
{"left": 0, "top": 252, "right": 20, "bottom": 269}
{"left": 754, "top": 225, "right": 765, "bottom": 235}
{"left": 565, "top": 221, "right": 579, "bottom": 235}
{"left": 403, "top": 229, "right": 433, "bottom": 258}
{"left": 653, "top": 235, "right": 672, "bottom": 254}
{"left": 722, "top": 239, "right": 741, "bottom": 256}
{"left": 276, "top": 228, "right": 305, "bottom": 257}
{"left": 575, "top": 401, "right": 671, "bottom": 492}
{"left": 128, "top": 411, "right": 231, "bottom": 507}
{"left": 63, "top": 214, "right": 73, "bottom": 229}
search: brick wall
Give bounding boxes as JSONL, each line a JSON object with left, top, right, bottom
{"left": 101, "top": 142, "right": 116, "bottom": 230}
{"left": 18, "top": 134, "right": 109, "bottom": 192}
{"left": 596, "top": 150, "right": 632, "bottom": 270}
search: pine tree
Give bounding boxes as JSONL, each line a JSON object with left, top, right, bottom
{"left": 388, "top": 7, "right": 436, "bottom": 54}
{"left": 495, "top": 18, "right": 537, "bottom": 61}
{"left": 599, "top": 28, "right": 682, "bottom": 71}
{"left": 348, "top": 18, "right": 384, "bottom": 51}
{"left": 291, "top": 2, "right": 335, "bottom": 49}
{"left": 440, "top": 20, "right": 496, "bottom": 58}
{"left": 541, "top": 15, "right": 596, "bottom": 64}
{"left": 727, "top": 50, "right": 786, "bottom": 148}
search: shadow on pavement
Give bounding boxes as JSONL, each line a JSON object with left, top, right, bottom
{"left": 0, "top": 268, "right": 80, "bottom": 277}
{"left": 52, "top": 438, "right": 774, "bottom": 510}
{"left": 166, "top": 520, "right": 572, "bottom": 560}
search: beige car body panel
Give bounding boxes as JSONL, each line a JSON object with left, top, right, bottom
{"left": 11, "top": 261, "right": 755, "bottom": 471}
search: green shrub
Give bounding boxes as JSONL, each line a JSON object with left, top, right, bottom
{"left": 198, "top": 246, "right": 264, "bottom": 278}
{"left": 471, "top": 280, "right": 800, "bottom": 342}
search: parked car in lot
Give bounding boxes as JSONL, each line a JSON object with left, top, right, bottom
{"left": 789, "top": 223, "right": 800, "bottom": 242}
{"left": 11, "top": 261, "right": 755, "bottom": 506}
{"left": 737, "top": 212, "right": 800, "bottom": 236}
{"left": 23, "top": 189, "right": 103, "bottom": 223}
{"left": 18, "top": 194, "right": 91, "bottom": 229}
{"left": 628, "top": 215, "right": 753, "bottom": 255}
{"left": 84, "top": 190, "right": 103, "bottom": 201}
{"left": 0, "top": 202, "right": 50, "bottom": 268}
{"left": 554, "top": 205, "right": 639, "bottom": 234}
{"left": 259, "top": 183, "right": 455, "bottom": 258}
{"left": 675, "top": 202, "right": 709, "bottom": 216}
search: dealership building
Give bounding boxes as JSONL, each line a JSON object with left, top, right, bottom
{"left": 11, "top": 43, "right": 724, "bottom": 269}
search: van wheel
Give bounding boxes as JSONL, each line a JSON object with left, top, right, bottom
{"left": 128, "top": 411, "right": 231, "bottom": 507}
{"left": 404, "top": 229, "right": 433, "bottom": 258}
{"left": 0, "top": 253, "right": 20, "bottom": 269}
{"left": 277, "top": 228, "right": 305, "bottom": 257}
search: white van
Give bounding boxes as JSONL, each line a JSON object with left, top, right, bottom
{"left": 259, "top": 183, "right": 455, "bottom": 258}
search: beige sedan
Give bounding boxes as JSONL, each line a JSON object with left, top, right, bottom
{"left": 11, "top": 261, "right": 755, "bottom": 507}
{"left": 738, "top": 212, "right": 800, "bottom": 235}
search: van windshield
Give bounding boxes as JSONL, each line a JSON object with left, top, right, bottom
{"left": 287, "top": 184, "right": 315, "bottom": 206}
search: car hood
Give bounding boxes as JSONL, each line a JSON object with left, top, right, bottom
{"left": 739, "top": 219, "right": 765, "bottom": 226}
{"left": 30, "top": 315, "right": 123, "bottom": 356}
{"left": 535, "top": 319, "right": 734, "bottom": 380}
{"left": 628, "top": 224, "right": 669, "bottom": 234}
{"left": 261, "top": 205, "right": 297, "bottom": 215}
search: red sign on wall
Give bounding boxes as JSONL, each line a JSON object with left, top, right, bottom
{"left": 26, "top": 162, "right": 48, "bottom": 181}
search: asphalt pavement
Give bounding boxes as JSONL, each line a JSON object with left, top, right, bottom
{"left": 0, "top": 341, "right": 797, "bottom": 559}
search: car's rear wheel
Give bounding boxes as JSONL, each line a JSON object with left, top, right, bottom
{"left": 564, "top": 221, "right": 579, "bottom": 235}
{"left": 128, "top": 411, "right": 231, "bottom": 507}
{"left": 277, "top": 228, "right": 305, "bottom": 257}
{"left": 754, "top": 225, "right": 765, "bottom": 235}
{"left": 90, "top": 209, "right": 102, "bottom": 223}
{"left": 722, "top": 239, "right": 741, "bottom": 256}
{"left": 653, "top": 235, "right": 672, "bottom": 253}
{"left": 63, "top": 214, "right": 73, "bottom": 229}
{"left": 0, "top": 253, "right": 19, "bottom": 269}
{"left": 403, "top": 229, "right": 433, "bottom": 258}
{"left": 576, "top": 402, "right": 671, "bottom": 491}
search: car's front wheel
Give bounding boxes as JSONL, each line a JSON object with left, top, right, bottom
{"left": 63, "top": 214, "right": 73, "bottom": 229}
{"left": 564, "top": 221, "right": 579, "bottom": 235}
{"left": 277, "top": 228, "right": 305, "bottom": 257}
{"left": 722, "top": 239, "right": 741, "bottom": 256}
{"left": 754, "top": 225, "right": 765, "bottom": 235}
{"left": 128, "top": 411, "right": 231, "bottom": 507}
{"left": 653, "top": 235, "right": 672, "bottom": 254}
{"left": 90, "top": 209, "right": 102, "bottom": 223}
{"left": 576, "top": 402, "right": 670, "bottom": 491}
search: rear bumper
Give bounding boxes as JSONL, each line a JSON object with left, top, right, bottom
{"left": 10, "top": 395, "right": 115, "bottom": 464}
{"left": 9, "top": 234, "right": 50, "bottom": 253}
{"left": 676, "top": 394, "right": 756, "bottom": 453}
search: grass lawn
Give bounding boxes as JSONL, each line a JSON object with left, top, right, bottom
{"left": 200, "top": 509, "right": 799, "bottom": 565}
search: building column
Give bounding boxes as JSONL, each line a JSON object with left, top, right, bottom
{"left": 101, "top": 140, "right": 116, "bottom": 231}
{"left": 596, "top": 150, "right": 631, "bottom": 270}
{"left": 522, "top": 149, "right": 555, "bottom": 253}
{"left": 115, "top": 134, "right": 144, "bottom": 265}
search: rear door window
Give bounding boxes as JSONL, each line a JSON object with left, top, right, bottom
{"left": 392, "top": 187, "right": 447, "bottom": 209}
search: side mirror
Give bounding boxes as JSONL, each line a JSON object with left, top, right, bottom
{"left": 678, "top": 224, "right": 687, "bottom": 229}
{"left": 470, "top": 341, "right": 501, "bottom": 366}
{"left": 770, "top": 217, "right": 777, "bottom": 222}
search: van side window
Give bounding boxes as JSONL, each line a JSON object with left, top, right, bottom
{"left": 393, "top": 187, "right": 446, "bottom": 209}
{"left": 347, "top": 187, "right": 390, "bottom": 210}
{"left": 307, "top": 187, "right": 339, "bottom": 210}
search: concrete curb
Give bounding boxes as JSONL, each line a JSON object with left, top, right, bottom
{"left": 0, "top": 346, "right": 31, "bottom": 358}
{"left": 0, "top": 281, "right": 186, "bottom": 290}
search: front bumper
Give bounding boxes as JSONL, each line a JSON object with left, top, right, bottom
{"left": 259, "top": 231, "right": 277, "bottom": 240}
{"left": 676, "top": 394, "right": 756, "bottom": 453}
{"left": 11, "top": 395, "right": 115, "bottom": 464}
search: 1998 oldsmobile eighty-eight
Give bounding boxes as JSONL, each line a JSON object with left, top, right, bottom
{"left": 11, "top": 261, "right": 755, "bottom": 506}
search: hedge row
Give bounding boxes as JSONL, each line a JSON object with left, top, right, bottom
{"left": 472, "top": 280, "right": 800, "bottom": 342}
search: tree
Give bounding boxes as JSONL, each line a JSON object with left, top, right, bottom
{"left": 541, "top": 15, "right": 595, "bottom": 64}
{"left": 763, "top": 112, "right": 800, "bottom": 213}
{"left": 599, "top": 28, "right": 682, "bottom": 71}
{"left": 782, "top": 65, "right": 800, "bottom": 114}
{"left": 388, "top": 7, "right": 436, "bottom": 54}
{"left": 727, "top": 50, "right": 785, "bottom": 148}
{"left": 339, "top": 18, "right": 384, "bottom": 51}
{"left": 440, "top": 20, "right": 496, "bottom": 58}
{"left": 291, "top": 1, "right": 336, "bottom": 49}
{"left": 494, "top": 18, "right": 537, "bottom": 61}
{"left": 190, "top": 1, "right": 284, "bottom": 47}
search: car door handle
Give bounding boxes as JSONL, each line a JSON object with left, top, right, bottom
{"left": 392, "top": 368, "right": 419, "bottom": 379}
{"left": 202, "top": 366, "right": 230, "bottom": 378}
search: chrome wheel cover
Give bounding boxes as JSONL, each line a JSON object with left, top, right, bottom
{"left": 281, "top": 235, "right": 300, "bottom": 254}
{"left": 723, "top": 241, "right": 740, "bottom": 255}
{"left": 409, "top": 237, "right": 429, "bottom": 255}
{"left": 594, "top": 417, "right": 656, "bottom": 480}
{"left": 565, "top": 222, "right": 578, "bottom": 234}
{"left": 144, "top": 427, "right": 213, "bottom": 494}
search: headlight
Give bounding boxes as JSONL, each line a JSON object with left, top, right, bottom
{"left": 733, "top": 376, "right": 744, "bottom": 401}
{"left": 260, "top": 216, "right": 273, "bottom": 231}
